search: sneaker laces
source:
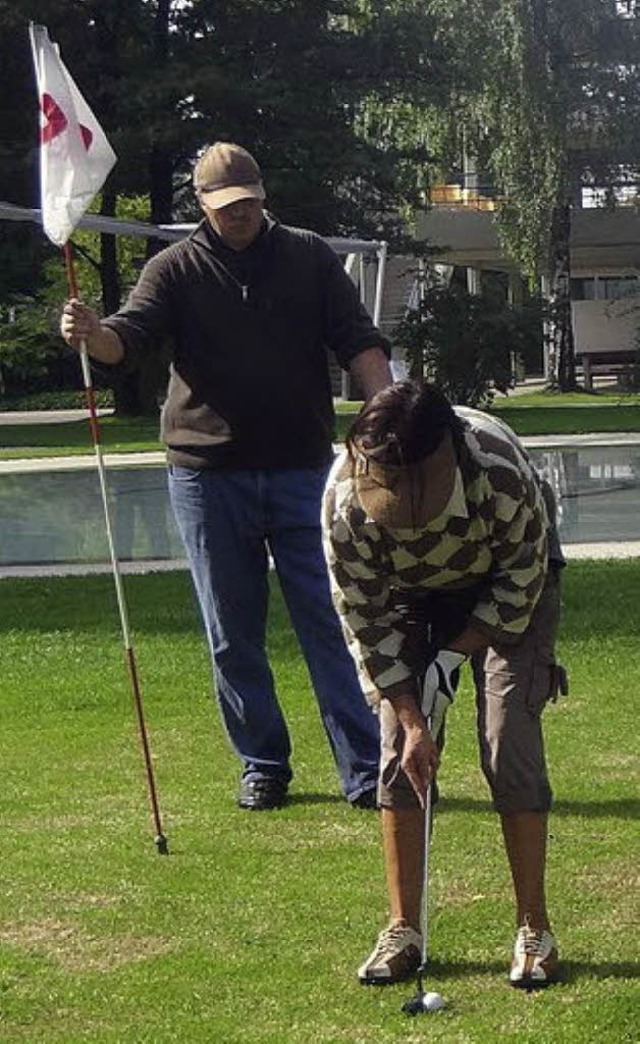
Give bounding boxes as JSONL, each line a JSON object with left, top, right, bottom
{"left": 517, "top": 916, "right": 549, "bottom": 957}
{"left": 372, "top": 924, "right": 419, "bottom": 961}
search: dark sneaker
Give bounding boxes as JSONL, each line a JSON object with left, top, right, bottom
{"left": 238, "top": 778, "right": 288, "bottom": 811}
{"left": 350, "top": 788, "right": 379, "bottom": 810}
{"left": 358, "top": 924, "right": 422, "bottom": 985}
{"left": 509, "top": 917, "right": 559, "bottom": 989}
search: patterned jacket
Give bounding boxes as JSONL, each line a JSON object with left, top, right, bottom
{"left": 322, "top": 407, "right": 550, "bottom": 701}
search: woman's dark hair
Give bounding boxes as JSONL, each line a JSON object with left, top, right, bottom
{"left": 346, "top": 380, "right": 462, "bottom": 465}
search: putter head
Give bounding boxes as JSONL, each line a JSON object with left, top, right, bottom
{"left": 402, "top": 992, "right": 425, "bottom": 1016}
{"left": 402, "top": 990, "right": 446, "bottom": 1015}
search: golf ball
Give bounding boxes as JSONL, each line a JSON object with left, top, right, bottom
{"left": 422, "top": 991, "right": 446, "bottom": 1011}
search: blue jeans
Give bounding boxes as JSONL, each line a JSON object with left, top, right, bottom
{"left": 168, "top": 463, "right": 379, "bottom": 801}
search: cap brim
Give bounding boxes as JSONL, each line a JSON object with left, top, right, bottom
{"left": 354, "top": 431, "right": 462, "bottom": 528}
{"left": 197, "top": 183, "right": 265, "bottom": 210}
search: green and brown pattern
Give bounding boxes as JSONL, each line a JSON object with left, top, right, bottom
{"left": 322, "top": 409, "right": 549, "bottom": 702}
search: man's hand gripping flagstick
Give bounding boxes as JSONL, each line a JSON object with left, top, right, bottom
{"left": 402, "top": 649, "right": 466, "bottom": 1015}
{"left": 29, "top": 23, "right": 168, "bottom": 855}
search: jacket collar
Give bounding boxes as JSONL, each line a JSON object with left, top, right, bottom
{"left": 189, "top": 212, "right": 277, "bottom": 256}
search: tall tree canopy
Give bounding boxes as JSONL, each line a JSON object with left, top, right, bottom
{"left": 0, "top": 0, "right": 450, "bottom": 408}
{"left": 4, "top": 1, "right": 639, "bottom": 402}
{"left": 423, "top": 0, "right": 640, "bottom": 389}
{"left": 1, "top": 0, "right": 450, "bottom": 235}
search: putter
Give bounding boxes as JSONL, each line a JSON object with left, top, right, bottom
{"left": 402, "top": 715, "right": 446, "bottom": 1015}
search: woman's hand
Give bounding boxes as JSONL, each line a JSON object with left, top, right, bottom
{"left": 400, "top": 717, "right": 440, "bottom": 808}
{"left": 389, "top": 693, "right": 440, "bottom": 808}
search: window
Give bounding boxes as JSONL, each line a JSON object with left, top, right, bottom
{"left": 571, "top": 275, "right": 639, "bottom": 301}
{"left": 571, "top": 278, "right": 597, "bottom": 301}
{"left": 601, "top": 276, "right": 639, "bottom": 299}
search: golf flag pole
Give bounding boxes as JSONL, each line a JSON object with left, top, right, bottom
{"left": 30, "top": 23, "right": 168, "bottom": 855}
{"left": 62, "top": 254, "right": 169, "bottom": 859}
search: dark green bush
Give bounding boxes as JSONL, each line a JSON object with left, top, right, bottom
{"left": 393, "top": 277, "right": 544, "bottom": 406}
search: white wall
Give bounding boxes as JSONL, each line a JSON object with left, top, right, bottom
{"left": 572, "top": 297, "right": 640, "bottom": 356}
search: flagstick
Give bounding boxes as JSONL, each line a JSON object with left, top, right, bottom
{"left": 63, "top": 242, "right": 169, "bottom": 856}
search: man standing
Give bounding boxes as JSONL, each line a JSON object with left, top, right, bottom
{"left": 323, "top": 380, "right": 566, "bottom": 989}
{"left": 60, "top": 141, "right": 391, "bottom": 811}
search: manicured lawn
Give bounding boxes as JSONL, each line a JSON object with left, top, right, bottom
{"left": 0, "top": 414, "right": 163, "bottom": 459}
{"left": 0, "top": 562, "right": 638, "bottom": 1042}
{"left": 490, "top": 399, "right": 640, "bottom": 437}
{"left": 1, "top": 389, "right": 639, "bottom": 461}
{"left": 336, "top": 390, "right": 640, "bottom": 440}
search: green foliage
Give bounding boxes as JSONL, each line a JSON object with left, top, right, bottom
{"left": 425, "top": 0, "right": 640, "bottom": 280}
{"left": 1, "top": 0, "right": 452, "bottom": 241}
{"left": 420, "top": 1, "right": 640, "bottom": 391}
{"left": 0, "top": 195, "right": 152, "bottom": 399}
{"left": 1, "top": 0, "right": 456, "bottom": 406}
{"left": 0, "top": 299, "right": 58, "bottom": 397}
{"left": 392, "top": 275, "right": 543, "bottom": 406}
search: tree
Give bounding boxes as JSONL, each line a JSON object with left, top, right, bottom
{"left": 0, "top": 195, "right": 153, "bottom": 403}
{"left": 1, "top": 0, "right": 454, "bottom": 409}
{"left": 394, "top": 274, "right": 544, "bottom": 406}
{"left": 423, "top": 0, "right": 640, "bottom": 390}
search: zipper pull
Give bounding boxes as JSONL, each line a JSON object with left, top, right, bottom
{"left": 241, "top": 285, "right": 248, "bottom": 302}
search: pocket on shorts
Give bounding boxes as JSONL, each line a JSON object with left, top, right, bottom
{"left": 525, "top": 655, "right": 558, "bottom": 716}
{"left": 524, "top": 571, "right": 562, "bottom": 716}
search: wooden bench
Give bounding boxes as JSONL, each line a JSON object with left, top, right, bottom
{"left": 577, "top": 349, "right": 638, "bottom": 390}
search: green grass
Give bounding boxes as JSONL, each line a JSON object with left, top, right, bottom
{"left": 0, "top": 415, "right": 163, "bottom": 459}
{"left": 335, "top": 390, "right": 640, "bottom": 441}
{"left": 1, "top": 389, "right": 639, "bottom": 461}
{"left": 0, "top": 562, "right": 638, "bottom": 1043}
{"left": 491, "top": 398, "right": 640, "bottom": 437}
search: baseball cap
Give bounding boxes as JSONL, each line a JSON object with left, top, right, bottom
{"left": 352, "top": 430, "right": 467, "bottom": 528}
{"left": 193, "top": 142, "right": 266, "bottom": 210}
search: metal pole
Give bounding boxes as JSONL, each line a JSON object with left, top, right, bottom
{"left": 62, "top": 242, "right": 168, "bottom": 855}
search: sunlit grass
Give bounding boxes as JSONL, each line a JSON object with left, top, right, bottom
{"left": 1, "top": 389, "right": 639, "bottom": 462}
{"left": 0, "top": 562, "right": 638, "bottom": 1042}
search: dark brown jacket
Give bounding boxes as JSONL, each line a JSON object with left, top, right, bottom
{"left": 103, "top": 216, "right": 387, "bottom": 469}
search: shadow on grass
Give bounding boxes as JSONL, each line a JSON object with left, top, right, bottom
{"left": 552, "top": 797, "right": 639, "bottom": 819}
{"left": 561, "top": 960, "right": 640, "bottom": 982}
{"left": 438, "top": 796, "right": 638, "bottom": 820}
{"left": 288, "top": 792, "right": 346, "bottom": 808}
{"left": 270, "top": 792, "right": 640, "bottom": 816}
{"left": 421, "top": 958, "right": 640, "bottom": 982}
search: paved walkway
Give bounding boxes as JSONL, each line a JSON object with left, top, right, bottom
{"left": 0, "top": 407, "right": 114, "bottom": 425}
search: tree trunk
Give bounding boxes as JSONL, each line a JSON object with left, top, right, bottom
{"left": 100, "top": 186, "right": 120, "bottom": 314}
{"left": 147, "top": 0, "right": 174, "bottom": 261}
{"left": 546, "top": 201, "right": 577, "bottom": 392}
{"left": 103, "top": 181, "right": 163, "bottom": 418}
{"left": 112, "top": 0, "right": 174, "bottom": 416}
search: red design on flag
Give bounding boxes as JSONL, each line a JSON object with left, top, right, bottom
{"left": 29, "top": 23, "right": 116, "bottom": 246}
{"left": 41, "top": 93, "right": 67, "bottom": 143}
{"left": 40, "top": 93, "right": 93, "bottom": 149}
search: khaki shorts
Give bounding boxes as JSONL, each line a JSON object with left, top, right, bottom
{"left": 379, "top": 572, "right": 562, "bottom": 815}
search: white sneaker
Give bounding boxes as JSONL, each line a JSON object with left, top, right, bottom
{"left": 357, "top": 923, "right": 422, "bottom": 985}
{"left": 509, "top": 916, "right": 559, "bottom": 989}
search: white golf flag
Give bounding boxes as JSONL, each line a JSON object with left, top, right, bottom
{"left": 29, "top": 23, "right": 116, "bottom": 246}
